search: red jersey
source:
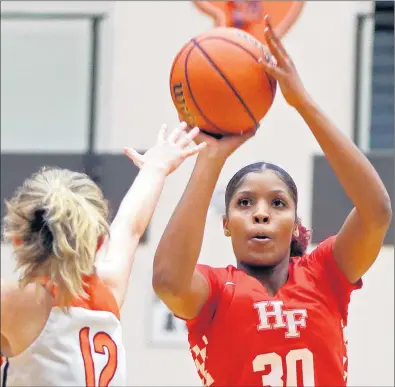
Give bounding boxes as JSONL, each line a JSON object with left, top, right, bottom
{"left": 183, "top": 236, "right": 362, "bottom": 387}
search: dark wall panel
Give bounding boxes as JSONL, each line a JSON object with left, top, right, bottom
{"left": 1, "top": 153, "right": 145, "bottom": 241}
{"left": 1, "top": 154, "right": 85, "bottom": 220}
{"left": 311, "top": 152, "right": 394, "bottom": 245}
{"left": 3, "top": 152, "right": 393, "bottom": 246}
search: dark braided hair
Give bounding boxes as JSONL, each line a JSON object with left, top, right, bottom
{"left": 225, "top": 162, "right": 310, "bottom": 257}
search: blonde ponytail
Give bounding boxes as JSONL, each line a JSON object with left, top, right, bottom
{"left": 3, "top": 167, "right": 109, "bottom": 306}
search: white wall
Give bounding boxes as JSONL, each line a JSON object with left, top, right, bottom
{"left": 1, "top": 1, "right": 393, "bottom": 386}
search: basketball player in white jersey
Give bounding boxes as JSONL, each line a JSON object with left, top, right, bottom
{"left": 0, "top": 123, "right": 205, "bottom": 386}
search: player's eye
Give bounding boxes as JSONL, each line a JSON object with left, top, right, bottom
{"left": 238, "top": 198, "right": 252, "bottom": 207}
{"left": 272, "top": 198, "right": 286, "bottom": 208}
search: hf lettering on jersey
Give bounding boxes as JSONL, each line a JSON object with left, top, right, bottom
{"left": 254, "top": 300, "right": 308, "bottom": 338}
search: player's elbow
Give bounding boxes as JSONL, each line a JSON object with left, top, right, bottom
{"left": 152, "top": 267, "right": 185, "bottom": 298}
{"left": 152, "top": 271, "right": 174, "bottom": 297}
{"left": 373, "top": 195, "right": 392, "bottom": 229}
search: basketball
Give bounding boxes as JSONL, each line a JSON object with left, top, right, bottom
{"left": 169, "top": 27, "right": 277, "bottom": 137}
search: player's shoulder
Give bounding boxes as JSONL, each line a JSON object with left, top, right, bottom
{"left": 293, "top": 235, "right": 336, "bottom": 267}
{"left": 1, "top": 279, "right": 39, "bottom": 308}
{"left": 310, "top": 235, "right": 336, "bottom": 255}
{"left": 196, "top": 263, "right": 247, "bottom": 286}
{"left": 196, "top": 263, "right": 237, "bottom": 275}
{"left": 1, "top": 279, "right": 18, "bottom": 302}
{"left": 1, "top": 279, "right": 28, "bottom": 296}
{"left": 1, "top": 280, "right": 46, "bottom": 337}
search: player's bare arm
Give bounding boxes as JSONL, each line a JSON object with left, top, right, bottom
{"left": 0, "top": 280, "right": 50, "bottom": 355}
{"left": 0, "top": 280, "right": 29, "bottom": 343}
{"left": 260, "top": 16, "right": 392, "bottom": 284}
{"left": 0, "top": 280, "right": 18, "bottom": 345}
{"left": 95, "top": 123, "right": 206, "bottom": 308}
{"left": 153, "top": 128, "right": 255, "bottom": 319}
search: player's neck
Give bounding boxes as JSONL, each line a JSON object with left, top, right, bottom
{"left": 237, "top": 257, "right": 290, "bottom": 296}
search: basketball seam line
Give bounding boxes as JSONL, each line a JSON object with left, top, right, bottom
{"left": 169, "top": 44, "right": 188, "bottom": 91}
{"left": 198, "top": 36, "right": 276, "bottom": 99}
{"left": 192, "top": 38, "right": 259, "bottom": 130}
{"left": 171, "top": 42, "right": 226, "bottom": 136}
{"left": 184, "top": 42, "right": 229, "bottom": 135}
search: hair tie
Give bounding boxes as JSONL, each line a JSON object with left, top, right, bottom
{"left": 30, "top": 209, "right": 53, "bottom": 251}
{"left": 30, "top": 209, "right": 46, "bottom": 232}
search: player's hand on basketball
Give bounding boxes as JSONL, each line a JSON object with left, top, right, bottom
{"left": 124, "top": 122, "right": 207, "bottom": 175}
{"left": 192, "top": 129, "right": 256, "bottom": 162}
{"left": 259, "top": 15, "right": 309, "bottom": 109}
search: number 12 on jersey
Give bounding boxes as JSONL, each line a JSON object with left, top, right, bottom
{"left": 253, "top": 348, "right": 315, "bottom": 386}
{"left": 79, "top": 327, "right": 118, "bottom": 387}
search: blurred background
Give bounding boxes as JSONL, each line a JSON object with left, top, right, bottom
{"left": 1, "top": 1, "right": 394, "bottom": 385}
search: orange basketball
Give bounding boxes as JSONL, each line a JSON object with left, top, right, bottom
{"left": 169, "top": 27, "right": 277, "bottom": 137}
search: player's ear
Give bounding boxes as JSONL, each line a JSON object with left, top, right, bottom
{"left": 96, "top": 235, "right": 105, "bottom": 252}
{"left": 223, "top": 215, "right": 231, "bottom": 237}
{"left": 293, "top": 221, "right": 300, "bottom": 239}
{"left": 12, "top": 236, "right": 24, "bottom": 247}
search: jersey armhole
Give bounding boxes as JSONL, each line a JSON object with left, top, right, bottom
{"left": 317, "top": 236, "right": 363, "bottom": 290}
{"left": 309, "top": 236, "right": 363, "bottom": 322}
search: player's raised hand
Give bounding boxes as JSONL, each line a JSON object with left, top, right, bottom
{"left": 192, "top": 129, "right": 256, "bottom": 163}
{"left": 259, "top": 15, "right": 309, "bottom": 109}
{"left": 124, "top": 122, "right": 207, "bottom": 175}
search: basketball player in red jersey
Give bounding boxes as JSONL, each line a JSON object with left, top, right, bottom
{"left": 0, "top": 124, "right": 205, "bottom": 386}
{"left": 151, "top": 17, "right": 392, "bottom": 386}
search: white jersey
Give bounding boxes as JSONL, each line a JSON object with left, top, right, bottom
{"left": 0, "top": 275, "right": 126, "bottom": 387}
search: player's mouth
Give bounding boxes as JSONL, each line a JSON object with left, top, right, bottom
{"left": 250, "top": 234, "right": 271, "bottom": 244}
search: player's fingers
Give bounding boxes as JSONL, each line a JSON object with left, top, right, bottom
{"left": 264, "top": 28, "right": 285, "bottom": 65}
{"left": 241, "top": 129, "right": 257, "bottom": 141}
{"left": 259, "top": 57, "right": 285, "bottom": 80}
{"left": 177, "top": 126, "right": 200, "bottom": 148}
{"left": 263, "top": 16, "right": 289, "bottom": 66}
{"left": 124, "top": 147, "right": 144, "bottom": 168}
{"left": 182, "top": 142, "right": 207, "bottom": 158}
{"left": 157, "top": 124, "right": 168, "bottom": 142}
{"left": 228, "top": 129, "right": 256, "bottom": 146}
{"left": 168, "top": 122, "right": 188, "bottom": 143}
{"left": 264, "top": 15, "right": 286, "bottom": 53}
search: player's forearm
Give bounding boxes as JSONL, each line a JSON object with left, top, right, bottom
{"left": 111, "top": 165, "right": 167, "bottom": 239}
{"left": 153, "top": 154, "right": 224, "bottom": 294}
{"left": 296, "top": 96, "right": 392, "bottom": 224}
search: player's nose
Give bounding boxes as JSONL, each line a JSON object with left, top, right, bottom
{"left": 252, "top": 204, "right": 270, "bottom": 224}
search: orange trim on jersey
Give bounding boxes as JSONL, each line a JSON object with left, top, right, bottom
{"left": 37, "top": 275, "right": 120, "bottom": 320}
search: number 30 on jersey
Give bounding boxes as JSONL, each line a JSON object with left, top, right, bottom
{"left": 253, "top": 348, "right": 315, "bottom": 386}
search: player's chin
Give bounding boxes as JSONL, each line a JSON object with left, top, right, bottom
{"left": 240, "top": 250, "right": 282, "bottom": 268}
